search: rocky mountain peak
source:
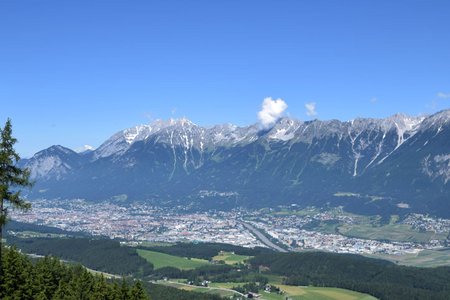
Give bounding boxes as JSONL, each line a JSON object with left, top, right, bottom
{"left": 22, "top": 109, "right": 450, "bottom": 217}
{"left": 419, "top": 109, "right": 450, "bottom": 132}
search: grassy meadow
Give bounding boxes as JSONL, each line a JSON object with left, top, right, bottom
{"left": 137, "top": 249, "right": 210, "bottom": 270}
{"left": 212, "top": 251, "right": 252, "bottom": 265}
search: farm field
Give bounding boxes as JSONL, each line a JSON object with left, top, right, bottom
{"left": 159, "top": 280, "right": 377, "bottom": 300}
{"left": 266, "top": 208, "right": 447, "bottom": 243}
{"left": 137, "top": 249, "right": 210, "bottom": 270}
{"left": 338, "top": 222, "right": 447, "bottom": 243}
{"left": 212, "top": 251, "right": 251, "bottom": 265}
{"left": 156, "top": 280, "right": 240, "bottom": 298}
{"left": 270, "top": 285, "right": 377, "bottom": 300}
{"left": 368, "top": 248, "right": 450, "bottom": 268}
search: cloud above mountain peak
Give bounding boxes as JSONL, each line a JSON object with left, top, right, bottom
{"left": 257, "top": 97, "right": 288, "bottom": 128}
{"left": 305, "top": 102, "right": 317, "bottom": 117}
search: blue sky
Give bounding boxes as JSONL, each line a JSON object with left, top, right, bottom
{"left": 1, "top": 1, "right": 450, "bottom": 157}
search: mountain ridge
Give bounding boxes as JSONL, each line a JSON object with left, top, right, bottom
{"left": 22, "top": 109, "right": 450, "bottom": 217}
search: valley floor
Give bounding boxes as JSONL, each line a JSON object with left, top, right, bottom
{"left": 10, "top": 199, "right": 450, "bottom": 268}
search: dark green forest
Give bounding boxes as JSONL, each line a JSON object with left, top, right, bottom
{"left": 250, "top": 252, "right": 450, "bottom": 300}
{"left": 7, "top": 233, "right": 450, "bottom": 299}
{"left": 0, "top": 246, "right": 149, "bottom": 300}
{"left": 8, "top": 237, "right": 154, "bottom": 277}
{"left": 0, "top": 246, "right": 223, "bottom": 300}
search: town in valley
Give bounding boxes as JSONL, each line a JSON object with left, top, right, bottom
{"left": 11, "top": 198, "right": 450, "bottom": 257}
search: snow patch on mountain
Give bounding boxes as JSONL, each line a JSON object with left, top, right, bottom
{"left": 385, "top": 114, "right": 425, "bottom": 149}
{"left": 25, "top": 110, "right": 450, "bottom": 184}
{"left": 267, "top": 118, "right": 301, "bottom": 141}
{"left": 422, "top": 154, "right": 450, "bottom": 184}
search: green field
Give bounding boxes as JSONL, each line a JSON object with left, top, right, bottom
{"left": 208, "top": 282, "right": 237, "bottom": 289}
{"left": 137, "top": 241, "right": 173, "bottom": 247}
{"left": 157, "top": 280, "right": 239, "bottom": 297}
{"left": 265, "top": 285, "right": 377, "bottom": 300}
{"left": 161, "top": 280, "right": 377, "bottom": 300}
{"left": 338, "top": 222, "right": 447, "bottom": 243}
{"left": 266, "top": 207, "right": 448, "bottom": 244}
{"left": 269, "top": 207, "right": 320, "bottom": 217}
{"left": 137, "top": 249, "right": 210, "bottom": 270}
{"left": 333, "top": 213, "right": 447, "bottom": 243}
{"left": 212, "top": 251, "right": 251, "bottom": 265}
{"left": 368, "top": 248, "right": 450, "bottom": 268}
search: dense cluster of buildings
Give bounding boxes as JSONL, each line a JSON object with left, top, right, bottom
{"left": 403, "top": 213, "right": 450, "bottom": 234}
{"left": 249, "top": 220, "right": 421, "bottom": 255}
{"left": 11, "top": 199, "right": 449, "bottom": 256}
{"left": 11, "top": 199, "right": 264, "bottom": 248}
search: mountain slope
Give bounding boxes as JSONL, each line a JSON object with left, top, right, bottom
{"left": 22, "top": 110, "right": 450, "bottom": 217}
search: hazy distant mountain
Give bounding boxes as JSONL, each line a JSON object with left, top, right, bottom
{"left": 22, "top": 110, "right": 450, "bottom": 217}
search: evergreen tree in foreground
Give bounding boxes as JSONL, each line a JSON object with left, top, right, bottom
{"left": 0, "top": 118, "right": 33, "bottom": 283}
{"left": 0, "top": 246, "right": 151, "bottom": 299}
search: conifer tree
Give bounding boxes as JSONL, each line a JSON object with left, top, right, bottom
{"left": 36, "top": 290, "right": 49, "bottom": 300}
{"left": 0, "top": 246, "right": 34, "bottom": 299}
{"left": 129, "top": 281, "right": 148, "bottom": 300}
{"left": 52, "top": 281, "right": 73, "bottom": 300}
{"left": 90, "top": 274, "right": 110, "bottom": 300}
{"left": 119, "top": 278, "right": 130, "bottom": 300}
{"left": 68, "top": 265, "right": 94, "bottom": 300}
{"left": 0, "top": 118, "right": 33, "bottom": 282}
{"left": 111, "top": 281, "right": 122, "bottom": 299}
{"left": 34, "top": 256, "right": 65, "bottom": 299}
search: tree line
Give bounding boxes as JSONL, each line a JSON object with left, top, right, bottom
{"left": 7, "top": 237, "right": 154, "bottom": 277}
{"left": 249, "top": 251, "right": 450, "bottom": 300}
{"left": 1, "top": 245, "right": 225, "bottom": 300}
{"left": 1, "top": 246, "right": 149, "bottom": 300}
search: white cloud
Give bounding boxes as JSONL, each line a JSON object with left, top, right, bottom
{"left": 257, "top": 97, "right": 288, "bottom": 128}
{"left": 437, "top": 92, "right": 450, "bottom": 99}
{"left": 370, "top": 97, "right": 378, "bottom": 103}
{"left": 305, "top": 102, "right": 317, "bottom": 116}
{"left": 74, "top": 145, "right": 94, "bottom": 153}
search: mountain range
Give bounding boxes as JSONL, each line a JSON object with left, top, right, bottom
{"left": 21, "top": 110, "right": 450, "bottom": 217}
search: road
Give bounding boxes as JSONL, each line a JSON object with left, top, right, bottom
{"left": 160, "top": 280, "right": 246, "bottom": 297}
{"left": 240, "top": 221, "right": 288, "bottom": 252}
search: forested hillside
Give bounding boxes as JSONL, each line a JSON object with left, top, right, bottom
{"left": 250, "top": 252, "right": 450, "bottom": 300}
{"left": 8, "top": 237, "right": 153, "bottom": 277}
{"left": 0, "top": 246, "right": 149, "bottom": 300}
{"left": 9, "top": 234, "right": 450, "bottom": 299}
{"left": 0, "top": 246, "right": 223, "bottom": 300}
